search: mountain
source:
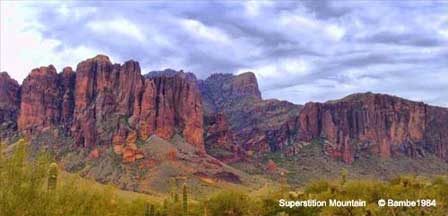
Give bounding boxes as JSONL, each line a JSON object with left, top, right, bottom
{"left": 0, "top": 72, "right": 20, "bottom": 139}
{"left": 297, "top": 92, "right": 448, "bottom": 164}
{"left": 17, "top": 55, "right": 204, "bottom": 156}
{"left": 1, "top": 54, "right": 447, "bottom": 194}
{"left": 199, "top": 72, "right": 302, "bottom": 160}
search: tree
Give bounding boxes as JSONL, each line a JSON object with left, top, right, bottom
{"left": 208, "top": 191, "right": 250, "bottom": 216}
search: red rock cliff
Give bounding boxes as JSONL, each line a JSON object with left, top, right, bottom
{"left": 0, "top": 72, "right": 20, "bottom": 137}
{"left": 18, "top": 65, "right": 61, "bottom": 133}
{"left": 71, "top": 56, "right": 204, "bottom": 151}
{"left": 71, "top": 55, "right": 144, "bottom": 147}
{"left": 298, "top": 93, "right": 448, "bottom": 163}
{"left": 131, "top": 70, "right": 204, "bottom": 151}
{"left": 12, "top": 55, "right": 204, "bottom": 155}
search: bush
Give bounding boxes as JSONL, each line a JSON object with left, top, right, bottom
{"left": 207, "top": 190, "right": 251, "bottom": 216}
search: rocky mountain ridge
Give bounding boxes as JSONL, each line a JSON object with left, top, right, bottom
{"left": 7, "top": 55, "right": 204, "bottom": 164}
{"left": 297, "top": 92, "right": 448, "bottom": 164}
{"left": 1, "top": 54, "right": 447, "bottom": 166}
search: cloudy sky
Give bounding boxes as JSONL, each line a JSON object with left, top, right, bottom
{"left": 1, "top": 1, "right": 448, "bottom": 106}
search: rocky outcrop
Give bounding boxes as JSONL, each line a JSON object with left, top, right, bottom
{"left": 200, "top": 72, "right": 302, "bottom": 155}
{"left": 0, "top": 72, "right": 20, "bottom": 138}
{"left": 297, "top": 92, "right": 448, "bottom": 163}
{"left": 204, "top": 112, "right": 234, "bottom": 151}
{"left": 204, "top": 112, "right": 242, "bottom": 160}
{"left": 18, "top": 65, "right": 62, "bottom": 133}
{"left": 17, "top": 65, "right": 76, "bottom": 135}
{"left": 199, "top": 72, "right": 261, "bottom": 113}
{"left": 11, "top": 55, "right": 204, "bottom": 156}
{"left": 60, "top": 67, "right": 76, "bottom": 130}
{"left": 71, "top": 55, "right": 143, "bottom": 147}
{"left": 70, "top": 56, "right": 204, "bottom": 151}
{"left": 132, "top": 70, "right": 204, "bottom": 151}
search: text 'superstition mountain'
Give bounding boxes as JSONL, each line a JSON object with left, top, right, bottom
{"left": 1, "top": 55, "right": 448, "bottom": 196}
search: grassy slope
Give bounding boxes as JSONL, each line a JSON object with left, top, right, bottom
{"left": 60, "top": 171, "right": 165, "bottom": 203}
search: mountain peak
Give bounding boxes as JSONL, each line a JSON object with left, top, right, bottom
{"left": 145, "top": 68, "right": 197, "bottom": 81}
{"left": 90, "top": 54, "right": 111, "bottom": 62}
{"left": 327, "top": 92, "right": 423, "bottom": 105}
{"left": 29, "top": 65, "right": 58, "bottom": 77}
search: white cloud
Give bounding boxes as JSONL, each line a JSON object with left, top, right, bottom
{"left": 0, "top": 1, "right": 106, "bottom": 83}
{"left": 87, "top": 18, "right": 145, "bottom": 42}
{"left": 239, "top": 58, "right": 309, "bottom": 78}
{"left": 244, "top": 0, "right": 274, "bottom": 17}
{"left": 180, "top": 19, "right": 230, "bottom": 44}
{"left": 279, "top": 14, "right": 346, "bottom": 42}
{"left": 237, "top": 58, "right": 311, "bottom": 92}
{"left": 57, "top": 3, "right": 96, "bottom": 19}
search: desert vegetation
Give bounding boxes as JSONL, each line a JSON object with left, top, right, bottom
{"left": 1, "top": 140, "right": 447, "bottom": 216}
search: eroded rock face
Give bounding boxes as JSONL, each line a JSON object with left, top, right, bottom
{"left": 199, "top": 72, "right": 261, "bottom": 113}
{"left": 12, "top": 55, "right": 204, "bottom": 156}
{"left": 18, "top": 65, "right": 61, "bottom": 133}
{"left": 71, "top": 57, "right": 204, "bottom": 151}
{"left": 0, "top": 72, "right": 20, "bottom": 137}
{"left": 72, "top": 55, "right": 144, "bottom": 147}
{"left": 60, "top": 67, "right": 76, "bottom": 130}
{"left": 200, "top": 72, "right": 302, "bottom": 155}
{"left": 132, "top": 70, "right": 204, "bottom": 151}
{"left": 204, "top": 112, "right": 234, "bottom": 151}
{"left": 297, "top": 93, "right": 448, "bottom": 163}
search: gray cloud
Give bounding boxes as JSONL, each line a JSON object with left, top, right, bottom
{"left": 2, "top": 0, "right": 448, "bottom": 107}
{"left": 361, "top": 31, "right": 447, "bottom": 47}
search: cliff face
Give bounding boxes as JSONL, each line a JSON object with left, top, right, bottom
{"left": 18, "top": 65, "right": 61, "bottom": 133}
{"left": 0, "top": 72, "right": 20, "bottom": 138}
{"left": 200, "top": 72, "right": 302, "bottom": 155}
{"left": 132, "top": 70, "right": 204, "bottom": 151}
{"left": 12, "top": 55, "right": 204, "bottom": 160}
{"left": 297, "top": 93, "right": 448, "bottom": 163}
{"left": 71, "top": 55, "right": 144, "bottom": 148}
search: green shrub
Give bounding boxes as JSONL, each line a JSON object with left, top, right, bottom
{"left": 207, "top": 190, "right": 251, "bottom": 216}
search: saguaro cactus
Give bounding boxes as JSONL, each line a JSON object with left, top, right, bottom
{"left": 48, "top": 163, "right": 58, "bottom": 191}
{"left": 280, "top": 172, "right": 287, "bottom": 196}
{"left": 163, "top": 199, "right": 168, "bottom": 214}
{"left": 340, "top": 168, "right": 348, "bottom": 186}
{"left": 0, "top": 141, "right": 3, "bottom": 169}
{"left": 171, "top": 178, "right": 179, "bottom": 203}
{"left": 150, "top": 204, "right": 155, "bottom": 216}
{"left": 144, "top": 203, "right": 155, "bottom": 216}
{"left": 144, "top": 203, "right": 150, "bottom": 216}
{"left": 182, "top": 183, "right": 188, "bottom": 216}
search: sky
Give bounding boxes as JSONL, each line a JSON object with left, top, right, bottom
{"left": 1, "top": 1, "right": 448, "bottom": 106}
